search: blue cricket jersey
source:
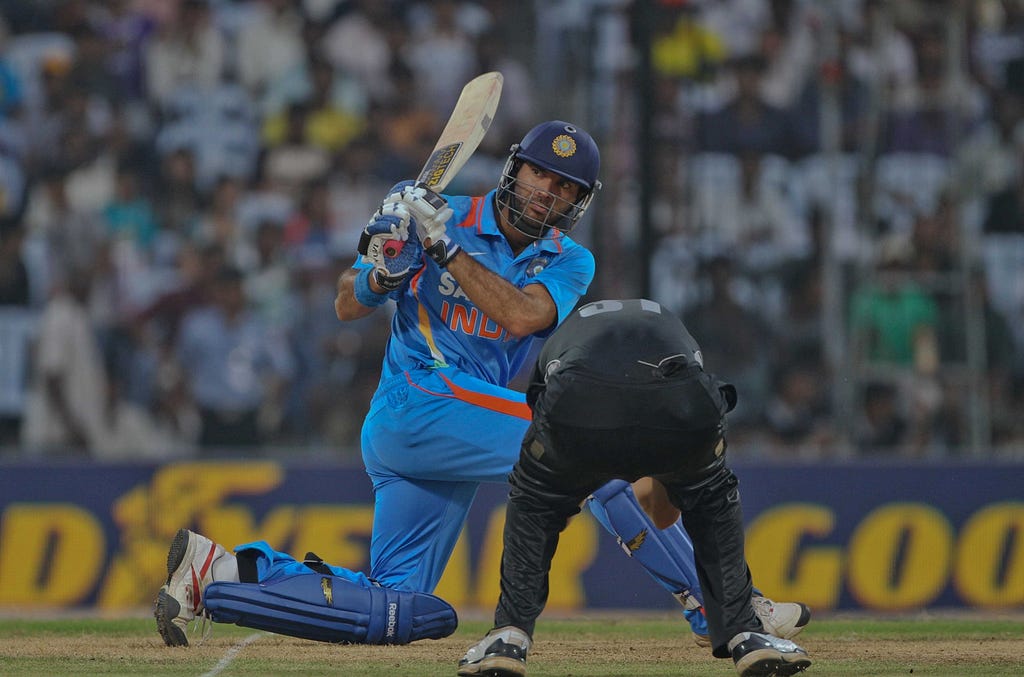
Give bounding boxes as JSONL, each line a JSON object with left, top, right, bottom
{"left": 356, "top": 189, "right": 595, "bottom": 387}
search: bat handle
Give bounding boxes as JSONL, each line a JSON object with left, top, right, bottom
{"left": 383, "top": 240, "right": 403, "bottom": 258}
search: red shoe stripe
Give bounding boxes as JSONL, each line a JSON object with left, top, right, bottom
{"left": 190, "top": 568, "right": 201, "bottom": 612}
{"left": 189, "top": 543, "right": 218, "bottom": 613}
{"left": 198, "top": 543, "right": 217, "bottom": 578}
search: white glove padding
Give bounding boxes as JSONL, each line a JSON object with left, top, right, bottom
{"left": 357, "top": 202, "right": 423, "bottom": 290}
{"left": 382, "top": 181, "right": 460, "bottom": 267}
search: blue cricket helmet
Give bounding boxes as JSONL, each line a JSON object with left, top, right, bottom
{"left": 497, "top": 120, "right": 602, "bottom": 238}
{"left": 515, "top": 120, "right": 601, "bottom": 191}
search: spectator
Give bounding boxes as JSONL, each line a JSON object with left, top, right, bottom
{"left": 322, "top": 0, "right": 395, "bottom": 104}
{"left": 850, "top": 235, "right": 941, "bottom": 370}
{"left": 842, "top": 0, "right": 917, "bottom": 99}
{"left": 144, "top": 0, "right": 224, "bottom": 106}
{"left": 23, "top": 163, "right": 105, "bottom": 295}
{"left": 284, "top": 252, "right": 388, "bottom": 450}
{"left": 939, "top": 268, "right": 1020, "bottom": 450}
{"left": 261, "top": 102, "right": 332, "bottom": 196}
{"left": 235, "top": 0, "right": 306, "bottom": 105}
{"left": 91, "top": 352, "right": 192, "bottom": 460}
{"left": 21, "top": 265, "right": 107, "bottom": 455}
{"left": 405, "top": 0, "right": 480, "bottom": 121}
{"left": 103, "top": 159, "right": 158, "bottom": 249}
{"left": 849, "top": 234, "right": 943, "bottom": 456}
{"left": 192, "top": 174, "right": 254, "bottom": 271}
{"left": 982, "top": 150, "right": 1024, "bottom": 234}
{"left": 956, "top": 90, "right": 1024, "bottom": 204}
{"left": 281, "top": 177, "right": 339, "bottom": 258}
{"left": 762, "top": 356, "right": 836, "bottom": 459}
{"left": 244, "top": 218, "right": 292, "bottom": 331}
{"left": 261, "top": 56, "right": 365, "bottom": 154}
{"left": 690, "top": 151, "right": 812, "bottom": 273}
{"left": 175, "top": 265, "right": 294, "bottom": 450}
{"left": 0, "top": 221, "right": 29, "bottom": 305}
{"left": 651, "top": 3, "right": 727, "bottom": 83}
{"left": 683, "top": 254, "right": 775, "bottom": 440}
{"left": 694, "top": 54, "right": 794, "bottom": 157}
{"left": 854, "top": 380, "right": 908, "bottom": 455}
{"left": 152, "top": 147, "right": 202, "bottom": 259}
{"left": 102, "top": 158, "right": 161, "bottom": 311}
{"left": 93, "top": 0, "right": 155, "bottom": 103}
{"left": 0, "top": 222, "right": 32, "bottom": 448}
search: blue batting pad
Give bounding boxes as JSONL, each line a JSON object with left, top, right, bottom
{"left": 204, "top": 574, "right": 457, "bottom": 644}
{"left": 589, "top": 479, "right": 704, "bottom": 605}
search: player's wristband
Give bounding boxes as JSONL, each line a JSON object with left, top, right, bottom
{"left": 425, "top": 237, "right": 461, "bottom": 268}
{"left": 353, "top": 267, "right": 390, "bottom": 307}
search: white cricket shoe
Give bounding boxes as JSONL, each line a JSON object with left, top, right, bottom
{"left": 457, "top": 626, "right": 531, "bottom": 676}
{"left": 691, "top": 596, "right": 811, "bottom": 648}
{"left": 752, "top": 595, "right": 811, "bottom": 640}
{"left": 154, "top": 529, "right": 226, "bottom": 646}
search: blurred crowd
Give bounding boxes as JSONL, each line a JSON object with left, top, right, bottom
{"left": 0, "top": 0, "right": 1021, "bottom": 462}
{"left": 636, "top": 0, "right": 1024, "bottom": 460}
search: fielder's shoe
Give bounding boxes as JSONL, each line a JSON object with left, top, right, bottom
{"left": 730, "top": 631, "right": 812, "bottom": 677}
{"left": 752, "top": 596, "right": 811, "bottom": 640}
{"left": 154, "top": 528, "right": 226, "bottom": 647}
{"left": 686, "top": 607, "right": 711, "bottom": 647}
{"left": 457, "top": 626, "right": 531, "bottom": 677}
{"left": 690, "top": 597, "right": 810, "bottom": 648}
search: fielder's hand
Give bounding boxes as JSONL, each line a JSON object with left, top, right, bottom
{"left": 382, "top": 181, "right": 460, "bottom": 267}
{"left": 357, "top": 202, "right": 423, "bottom": 291}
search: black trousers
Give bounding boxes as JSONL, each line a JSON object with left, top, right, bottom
{"left": 493, "top": 368, "right": 760, "bottom": 658}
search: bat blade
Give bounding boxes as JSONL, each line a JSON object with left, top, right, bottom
{"left": 383, "top": 71, "right": 503, "bottom": 258}
{"left": 416, "top": 70, "right": 503, "bottom": 192}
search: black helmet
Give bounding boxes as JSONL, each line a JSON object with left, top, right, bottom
{"left": 496, "top": 120, "right": 602, "bottom": 238}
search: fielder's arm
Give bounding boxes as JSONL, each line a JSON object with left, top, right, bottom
{"left": 444, "top": 252, "right": 557, "bottom": 338}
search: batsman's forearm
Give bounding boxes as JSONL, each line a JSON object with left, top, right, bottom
{"left": 445, "top": 252, "right": 556, "bottom": 337}
{"left": 335, "top": 268, "right": 379, "bottom": 321}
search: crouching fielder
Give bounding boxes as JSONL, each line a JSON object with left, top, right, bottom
{"left": 458, "top": 299, "right": 813, "bottom": 677}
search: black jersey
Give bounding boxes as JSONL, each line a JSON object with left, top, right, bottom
{"left": 527, "top": 299, "right": 705, "bottom": 404}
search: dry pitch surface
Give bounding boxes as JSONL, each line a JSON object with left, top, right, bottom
{"left": 1, "top": 610, "right": 1022, "bottom": 676}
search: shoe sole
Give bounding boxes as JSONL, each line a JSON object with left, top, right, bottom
{"left": 154, "top": 588, "right": 189, "bottom": 647}
{"left": 736, "top": 648, "right": 812, "bottom": 677}
{"left": 477, "top": 655, "right": 527, "bottom": 677}
{"left": 692, "top": 632, "right": 711, "bottom": 648}
{"left": 154, "top": 529, "right": 192, "bottom": 647}
{"left": 165, "top": 529, "right": 190, "bottom": 584}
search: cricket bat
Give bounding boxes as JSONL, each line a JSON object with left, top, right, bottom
{"left": 383, "top": 71, "right": 503, "bottom": 257}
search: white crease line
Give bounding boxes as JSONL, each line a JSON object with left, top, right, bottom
{"left": 199, "top": 632, "right": 264, "bottom": 677}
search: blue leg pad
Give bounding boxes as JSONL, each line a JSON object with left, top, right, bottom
{"left": 589, "top": 479, "right": 704, "bottom": 606}
{"left": 204, "top": 574, "right": 457, "bottom": 644}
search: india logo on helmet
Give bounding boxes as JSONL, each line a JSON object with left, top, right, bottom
{"left": 552, "top": 135, "right": 576, "bottom": 158}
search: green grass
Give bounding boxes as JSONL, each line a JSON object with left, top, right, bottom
{"left": 0, "top": 615, "right": 1021, "bottom": 676}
